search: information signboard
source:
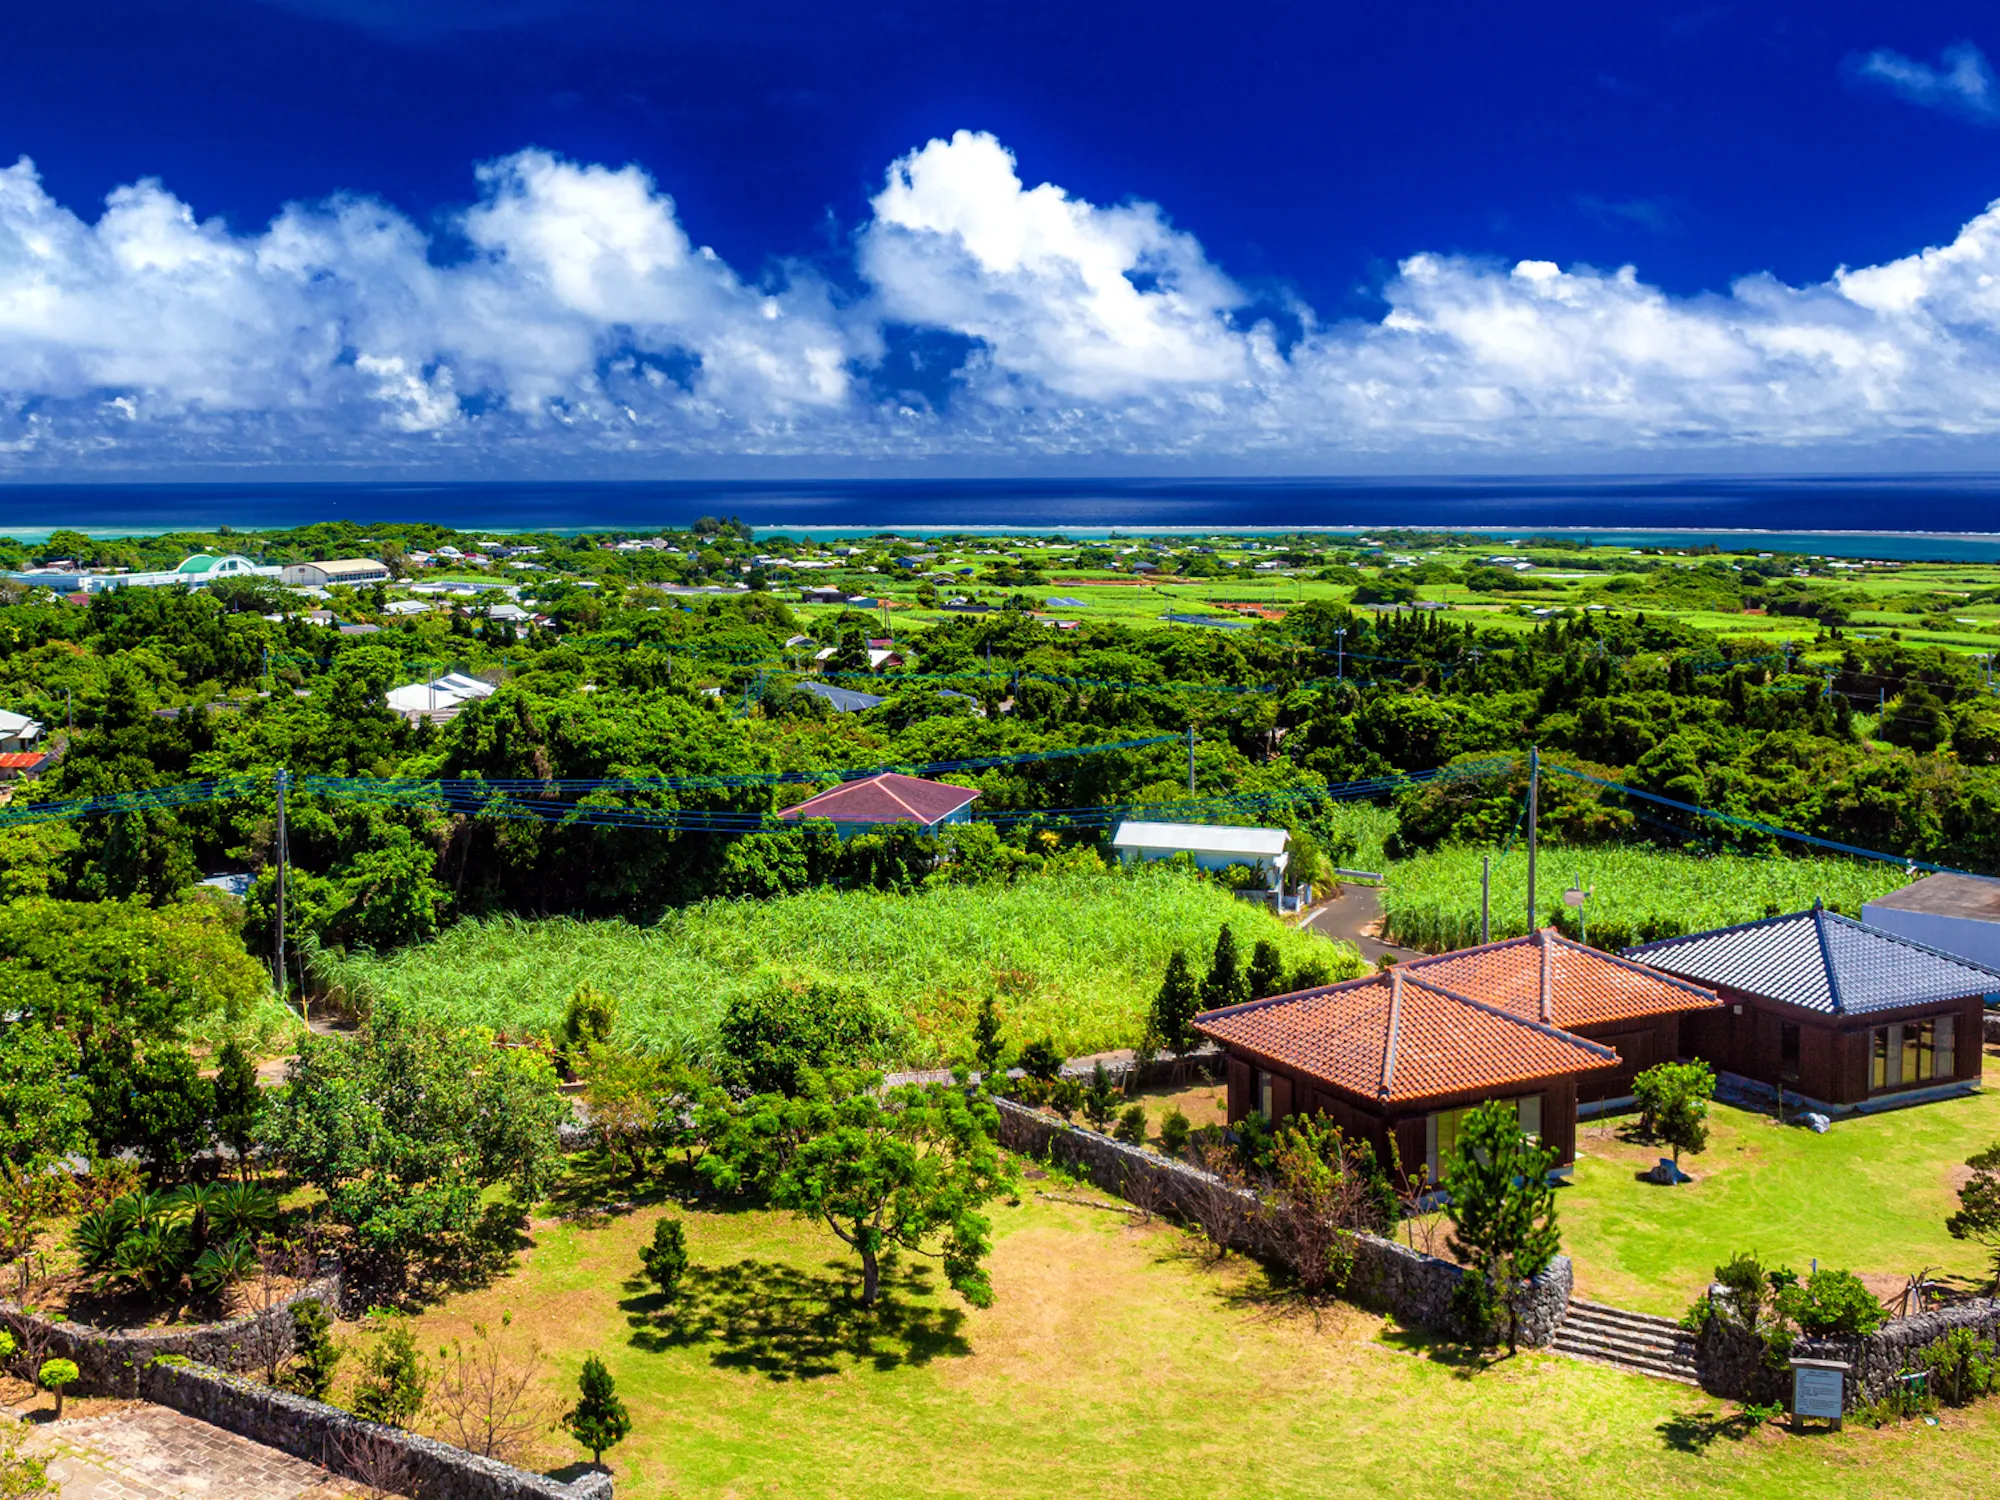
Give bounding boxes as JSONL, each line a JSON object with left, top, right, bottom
{"left": 1792, "top": 1363, "right": 1845, "bottom": 1420}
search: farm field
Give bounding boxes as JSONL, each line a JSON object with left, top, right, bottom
{"left": 1377, "top": 844, "right": 1908, "bottom": 952}
{"left": 391, "top": 1180, "right": 2000, "bottom": 1500}
{"left": 1561, "top": 1080, "right": 2000, "bottom": 1317}
{"left": 319, "top": 866, "right": 1364, "bottom": 1065}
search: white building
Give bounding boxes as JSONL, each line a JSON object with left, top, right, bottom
{"left": 281, "top": 558, "right": 392, "bottom": 587}
{"left": 384, "top": 672, "right": 497, "bottom": 722}
{"left": 1863, "top": 874, "right": 2000, "bottom": 979}
{"left": 3, "top": 553, "right": 281, "bottom": 594}
{"left": 1109, "top": 821, "right": 1291, "bottom": 891}
{"left": 0, "top": 709, "right": 44, "bottom": 752}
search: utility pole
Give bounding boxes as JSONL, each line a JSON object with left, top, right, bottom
{"left": 273, "top": 769, "right": 288, "bottom": 998}
{"left": 1526, "top": 745, "right": 1540, "bottom": 935}
{"left": 1187, "top": 723, "right": 1197, "bottom": 794}
{"left": 1335, "top": 627, "right": 1346, "bottom": 682}
{"left": 1480, "top": 853, "right": 1491, "bottom": 945}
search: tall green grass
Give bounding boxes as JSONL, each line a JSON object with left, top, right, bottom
{"left": 1378, "top": 844, "right": 1909, "bottom": 952}
{"left": 317, "top": 867, "right": 1365, "bottom": 1066}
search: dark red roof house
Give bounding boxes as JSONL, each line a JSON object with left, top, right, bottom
{"left": 1195, "top": 932, "right": 1718, "bottom": 1181}
{"left": 777, "top": 772, "right": 979, "bottom": 838}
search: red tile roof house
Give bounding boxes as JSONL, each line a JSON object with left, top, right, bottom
{"left": 1194, "top": 930, "right": 1720, "bottom": 1181}
{"left": 776, "top": 772, "right": 980, "bottom": 840}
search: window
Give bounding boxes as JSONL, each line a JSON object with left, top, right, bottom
{"left": 1869, "top": 1017, "right": 1957, "bottom": 1093}
{"left": 1516, "top": 1094, "right": 1543, "bottom": 1142}
{"left": 1780, "top": 1024, "right": 1800, "bottom": 1085}
{"left": 1427, "top": 1096, "right": 1541, "bottom": 1178}
{"left": 1257, "top": 1069, "right": 1274, "bottom": 1122}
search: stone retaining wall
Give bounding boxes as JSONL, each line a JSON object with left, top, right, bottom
{"left": 141, "top": 1358, "right": 612, "bottom": 1500}
{"left": 1696, "top": 1296, "right": 2000, "bottom": 1408}
{"left": 995, "top": 1099, "right": 1571, "bottom": 1347}
{"left": 0, "top": 1267, "right": 344, "bottom": 1399}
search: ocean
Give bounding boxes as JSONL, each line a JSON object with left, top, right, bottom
{"left": 6, "top": 475, "right": 2000, "bottom": 562}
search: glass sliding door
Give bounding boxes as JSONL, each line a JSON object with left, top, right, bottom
{"left": 1869, "top": 1016, "right": 1958, "bottom": 1094}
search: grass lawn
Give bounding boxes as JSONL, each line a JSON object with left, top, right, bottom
{"left": 1562, "top": 1072, "right": 2000, "bottom": 1317}
{"left": 391, "top": 1158, "right": 2000, "bottom": 1500}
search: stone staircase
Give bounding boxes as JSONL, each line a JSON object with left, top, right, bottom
{"left": 1550, "top": 1298, "right": 1701, "bottom": 1384}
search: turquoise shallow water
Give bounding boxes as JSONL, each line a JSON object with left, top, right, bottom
{"left": 6, "top": 475, "right": 2000, "bottom": 560}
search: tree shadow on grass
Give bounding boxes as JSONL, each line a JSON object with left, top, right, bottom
{"left": 1656, "top": 1407, "right": 1764, "bottom": 1452}
{"left": 1375, "top": 1322, "right": 1509, "bottom": 1380}
{"left": 621, "top": 1258, "right": 969, "bottom": 1381}
{"left": 540, "top": 1149, "right": 678, "bottom": 1224}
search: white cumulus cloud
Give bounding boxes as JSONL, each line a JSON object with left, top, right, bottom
{"left": 12, "top": 130, "right": 2000, "bottom": 468}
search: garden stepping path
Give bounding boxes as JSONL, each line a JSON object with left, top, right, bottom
{"left": 22, "top": 1406, "right": 384, "bottom": 1498}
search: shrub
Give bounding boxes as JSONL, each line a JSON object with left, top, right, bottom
{"left": 640, "top": 1219, "right": 689, "bottom": 1302}
{"left": 1114, "top": 1106, "right": 1148, "bottom": 1146}
{"left": 189, "top": 1238, "right": 258, "bottom": 1296}
{"left": 1246, "top": 939, "right": 1285, "bottom": 999}
{"left": 1778, "top": 1268, "right": 1887, "bottom": 1337}
{"left": 1158, "top": 1108, "right": 1192, "bottom": 1158}
{"left": 1712, "top": 1251, "right": 1767, "bottom": 1327}
{"left": 1048, "top": 1078, "right": 1084, "bottom": 1122}
{"left": 716, "top": 981, "right": 901, "bottom": 1097}
{"left": 1918, "top": 1326, "right": 2000, "bottom": 1407}
{"left": 1016, "top": 1037, "right": 1062, "bottom": 1083}
{"left": 288, "top": 1299, "right": 341, "bottom": 1401}
{"left": 350, "top": 1313, "right": 430, "bottom": 1428}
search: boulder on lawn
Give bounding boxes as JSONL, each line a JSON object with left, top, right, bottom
{"left": 1647, "top": 1156, "right": 1693, "bottom": 1185}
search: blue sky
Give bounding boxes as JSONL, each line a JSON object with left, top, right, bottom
{"left": 5, "top": 1, "right": 2000, "bottom": 475}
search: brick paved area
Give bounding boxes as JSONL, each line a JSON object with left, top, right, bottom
{"left": 23, "top": 1405, "right": 385, "bottom": 1498}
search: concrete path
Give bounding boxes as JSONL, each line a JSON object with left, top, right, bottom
{"left": 22, "top": 1407, "right": 376, "bottom": 1499}
{"left": 1300, "top": 884, "right": 1423, "bottom": 966}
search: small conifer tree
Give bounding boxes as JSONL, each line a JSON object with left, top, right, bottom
{"left": 1083, "top": 1063, "right": 1119, "bottom": 1130}
{"left": 971, "top": 997, "right": 1006, "bottom": 1079}
{"left": 210, "top": 1039, "right": 264, "bottom": 1174}
{"left": 288, "top": 1298, "right": 342, "bottom": 1401}
{"left": 1149, "top": 950, "right": 1202, "bottom": 1056}
{"left": 1246, "top": 939, "right": 1285, "bottom": 1000}
{"left": 1201, "top": 925, "right": 1248, "bottom": 1013}
{"left": 640, "top": 1219, "right": 689, "bottom": 1301}
{"left": 564, "top": 1355, "right": 631, "bottom": 1468}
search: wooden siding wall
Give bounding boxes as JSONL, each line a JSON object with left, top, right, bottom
{"left": 1573, "top": 1015, "right": 1682, "bottom": 1102}
{"left": 1681, "top": 988, "right": 1988, "bottom": 1107}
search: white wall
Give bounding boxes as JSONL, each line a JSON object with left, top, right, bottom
{"left": 1861, "top": 905, "right": 2000, "bottom": 989}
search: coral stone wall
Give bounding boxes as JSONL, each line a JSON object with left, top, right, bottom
{"left": 994, "top": 1099, "right": 1571, "bottom": 1347}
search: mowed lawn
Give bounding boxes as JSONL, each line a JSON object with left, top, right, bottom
{"left": 397, "top": 1170, "right": 2000, "bottom": 1500}
{"left": 1562, "top": 1075, "right": 2000, "bottom": 1316}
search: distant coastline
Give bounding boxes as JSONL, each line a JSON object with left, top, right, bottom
{"left": 5, "top": 475, "right": 2000, "bottom": 562}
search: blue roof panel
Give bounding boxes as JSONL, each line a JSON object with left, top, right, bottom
{"left": 1626, "top": 907, "right": 2000, "bottom": 1016}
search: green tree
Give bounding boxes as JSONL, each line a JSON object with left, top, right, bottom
{"left": 350, "top": 1312, "right": 430, "bottom": 1427}
{"left": 639, "top": 1218, "right": 688, "bottom": 1301}
{"left": 564, "top": 1355, "right": 631, "bottom": 1468}
{"left": 0, "top": 1024, "right": 90, "bottom": 1167}
{"left": 1246, "top": 939, "right": 1285, "bottom": 1000}
{"left": 1632, "top": 1060, "right": 1714, "bottom": 1169}
{"left": 259, "top": 1002, "right": 564, "bottom": 1275}
{"left": 1016, "top": 1037, "right": 1061, "bottom": 1082}
{"left": 1201, "top": 925, "right": 1248, "bottom": 1012}
{"left": 1443, "top": 1099, "right": 1562, "bottom": 1354}
{"left": 209, "top": 1039, "right": 263, "bottom": 1176}
{"left": 560, "top": 984, "right": 618, "bottom": 1073}
{"left": 0, "top": 1414, "right": 54, "bottom": 1498}
{"left": 716, "top": 982, "right": 901, "bottom": 1097}
{"left": 700, "top": 1070, "right": 1013, "bottom": 1307}
{"left": 288, "top": 1298, "right": 342, "bottom": 1400}
{"left": 1149, "top": 949, "right": 1202, "bottom": 1056}
{"left": 1950, "top": 1143, "right": 2000, "bottom": 1290}
{"left": 971, "top": 996, "right": 1006, "bottom": 1078}
{"left": 1082, "top": 1062, "right": 1119, "bottom": 1130}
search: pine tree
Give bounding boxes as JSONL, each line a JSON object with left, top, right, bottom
{"left": 1149, "top": 950, "right": 1201, "bottom": 1056}
{"left": 1246, "top": 939, "right": 1285, "bottom": 1000}
{"left": 564, "top": 1355, "right": 632, "bottom": 1467}
{"left": 1082, "top": 1062, "right": 1118, "bottom": 1130}
{"left": 1201, "top": 925, "right": 1248, "bottom": 1012}
{"left": 1442, "top": 1100, "right": 1561, "bottom": 1354}
{"left": 640, "top": 1218, "right": 689, "bottom": 1301}
{"left": 971, "top": 997, "right": 1006, "bottom": 1079}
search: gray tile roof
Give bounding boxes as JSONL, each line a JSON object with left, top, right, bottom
{"left": 797, "top": 680, "right": 885, "bottom": 713}
{"left": 1625, "top": 905, "right": 2000, "bottom": 1016}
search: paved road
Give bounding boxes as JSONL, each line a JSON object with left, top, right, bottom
{"left": 1301, "top": 885, "right": 1423, "bottom": 966}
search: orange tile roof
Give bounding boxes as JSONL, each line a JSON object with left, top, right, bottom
{"left": 1408, "top": 928, "right": 1720, "bottom": 1028}
{"left": 1194, "top": 968, "right": 1619, "bottom": 1106}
